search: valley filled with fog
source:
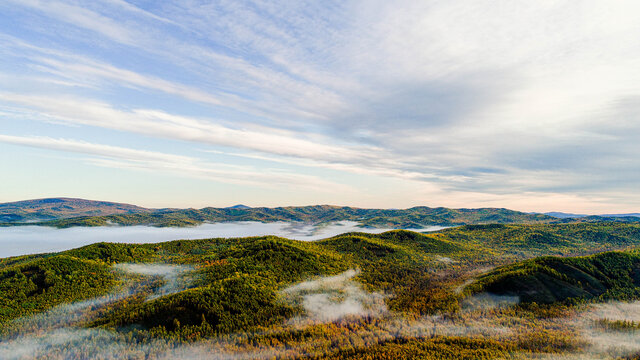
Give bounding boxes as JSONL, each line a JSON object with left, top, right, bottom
{"left": 0, "top": 221, "right": 446, "bottom": 258}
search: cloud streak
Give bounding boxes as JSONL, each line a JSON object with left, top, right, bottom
{"left": 0, "top": 134, "right": 352, "bottom": 192}
{"left": 0, "top": 93, "right": 376, "bottom": 163}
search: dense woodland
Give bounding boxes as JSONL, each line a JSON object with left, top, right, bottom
{"left": 3, "top": 223, "right": 640, "bottom": 358}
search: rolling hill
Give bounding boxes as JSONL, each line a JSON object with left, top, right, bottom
{"left": 465, "top": 250, "right": 640, "bottom": 304}
{"left": 3, "top": 223, "right": 640, "bottom": 325}
{"left": 3, "top": 223, "right": 640, "bottom": 359}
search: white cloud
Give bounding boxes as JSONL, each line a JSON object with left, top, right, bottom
{"left": 0, "top": 93, "right": 376, "bottom": 162}
{"left": 7, "top": 0, "right": 137, "bottom": 45}
{"left": 0, "top": 134, "right": 193, "bottom": 164}
{"left": 0, "top": 134, "right": 351, "bottom": 192}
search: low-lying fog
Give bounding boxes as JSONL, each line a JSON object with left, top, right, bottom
{"left": 0, "top": 221, "right": 447, "bottom": 258}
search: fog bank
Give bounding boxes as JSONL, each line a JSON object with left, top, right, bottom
{"left": 0, "top": 221, "right": 446, "bottom": 258}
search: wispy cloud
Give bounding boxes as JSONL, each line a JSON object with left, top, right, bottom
{"left": 6, "top": 0, "right": 138, "bottom": 45}
{"left": 0, "top": 134, "right": 351, "bottom": 192}
{"left": 0, "top": 94, "right": 373, "bottom": 162}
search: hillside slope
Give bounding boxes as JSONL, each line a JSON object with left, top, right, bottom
{"left": 466, "top": 250, "right": 640, "bottom": 303}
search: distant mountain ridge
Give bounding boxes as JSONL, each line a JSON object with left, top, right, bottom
{"left": 1, "top": 198, "right": 639, "bottom": 228}
{"left": 0, "top": 198, "right": 151, "bottom": 222}
{"left": 544, "top": 211, "right": 640, "bottom": 219}
{"left": 543, "top": 212, "right": 588, "bottom": 219}
{"left": 601, "top": 213, "right": 640, "bottom": 217}
{"left": 0, "top": 198, "right": 556, "bottom": 228}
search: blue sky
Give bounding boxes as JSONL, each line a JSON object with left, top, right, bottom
{"left": 1, "top": 0, "right": 639, "bottom": 212}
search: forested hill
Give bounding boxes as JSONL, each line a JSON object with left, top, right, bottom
{"left": 4, "top": 223, "right": 640, "bottom": 359}
{"left": 3, "top": 222, "right": 640, "bottom": 325}
{"left": 465, "top": 250, "right": 640, "bottom": 304}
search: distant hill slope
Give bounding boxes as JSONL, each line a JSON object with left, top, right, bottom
{"left": 544, "top": 212, "right": 640, "bottom": 219}
{"left": 21, "top": 204, "right": 560, "bottom": 228}
{"left": 0, "top": 198, "right": 152, "bottom": 222}
{"left": 465, "top": 250, "right": 640, "bottom": 304}
{"left": 39, "top": 206, "right": 640, "bottom": 229}
{"left": 544, "top": 212, "right": 588, "bottom": 218}
{"left": 600, "top": 213, "right": 640, "bottom": 218}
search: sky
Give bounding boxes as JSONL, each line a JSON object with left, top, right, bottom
{"left": 0, "top": 0, "right": 639, "bottom": 213}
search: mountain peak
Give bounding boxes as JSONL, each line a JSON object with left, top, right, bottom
{"left": 226, "top": 204, "right": 251, "bottom": 209}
